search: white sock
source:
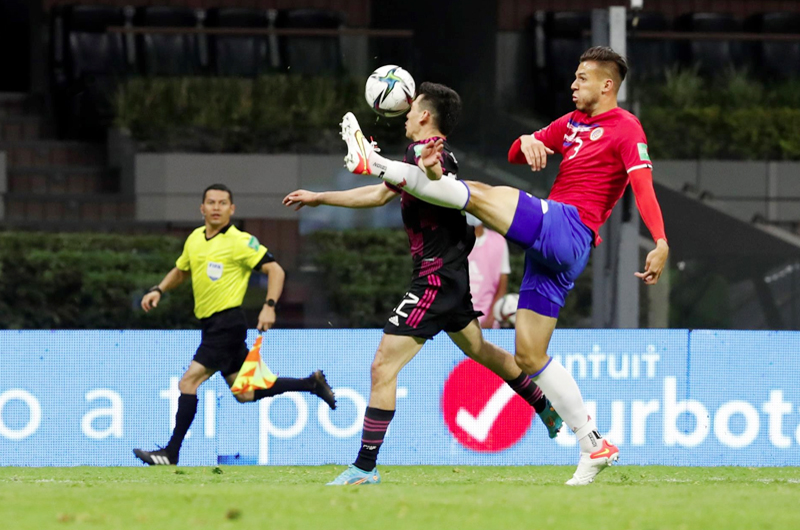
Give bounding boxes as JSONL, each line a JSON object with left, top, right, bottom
{"left": 368, "top": 151, "right": 469, "bottom": 210}
{"left": 532, "top": 358, "right": 601, "bottom": 453}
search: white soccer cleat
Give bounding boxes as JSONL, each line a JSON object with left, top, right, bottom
{"left": 565, "top": 439, "right": 620, "bottom": 486}
{"left": 340, "top": 112, "right": 374, "bottom": 175}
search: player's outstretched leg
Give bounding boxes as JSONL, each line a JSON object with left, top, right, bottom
{"left": 340, "top": 115, "right": 523, "bottom": 239}
{"left": 340, "top": 112, "right": 470, "bottom": 209}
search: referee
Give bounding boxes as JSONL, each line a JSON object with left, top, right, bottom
{"left": 133, "top": 184, "right": 336, "bottom": 466}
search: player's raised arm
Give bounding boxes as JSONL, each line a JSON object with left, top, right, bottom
{"left": 142, "top": 267, "right": 189, "bottom": 312}
{"left": 508, "top": 115, "right": 568, "bottom": 171}
{"left": 629, "top": 167, "right": 669, "bottom": 285}
{"left": 508, "top": 135, "right": 555, "bottom": 171}
{"left": 282, "top": 184, "right": 397, "bottom": 210}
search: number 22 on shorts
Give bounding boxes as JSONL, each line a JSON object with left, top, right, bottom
{"left": 393, "top": 292, "right": 420, "bottom": 318}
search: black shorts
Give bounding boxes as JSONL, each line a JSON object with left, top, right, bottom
{"left": 383, "top": 264, "right": 482, "bottom": 340}
{"left": 193, "top": 307, "right": 249, "bottom": 377}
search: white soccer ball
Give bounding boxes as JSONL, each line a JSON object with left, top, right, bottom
{"left": 365, "top": 65, "right": 415, "bottom": 117}
{"left": 493, "top": 293, "right": 520, "bottom": 327}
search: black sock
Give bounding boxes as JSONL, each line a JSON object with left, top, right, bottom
{"left": 253, "top": 376, "right": 315, "bottom": 400}
{"left": 165, "top": 393, "right": 198, "bottom": 460}
{"left": 505, "top": 373, "right": 547, "bottom": 413}
{"left": 353, "top": 407, "right": 395, "bottom": 472}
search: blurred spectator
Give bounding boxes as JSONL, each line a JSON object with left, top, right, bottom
{"left": 467, "top": 213, "right": 511, "bottom": 328}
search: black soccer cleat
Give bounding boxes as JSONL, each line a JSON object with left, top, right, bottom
{"left": 133, "top": 448, "right": 177, "bottom": 466}
{"left": 311, "top": 370, "right": 337, "bottom": 410}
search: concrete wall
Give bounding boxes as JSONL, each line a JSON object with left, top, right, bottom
{"left": 0, "top": 151, "right": 6, "bottom": 220}
{"left": 654, "top": 160, "right": 800, "bottom": 225}
{"left": 136, "top": 153, "right": 325, "bottom": 222}
{"left": 134, "top": 152, "right": 404, "bottom": 230}
{"left": 133, "top": 151, "right": 800, "bottom": 228}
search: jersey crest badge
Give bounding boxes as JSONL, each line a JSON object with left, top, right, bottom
{"left": 248, "top": 236, "right": 260, "bottom": 251}
{"left": 590, "top": 127, "right": 604, "bottom": 141}
{"left": 207, "top": 262, "right": 223, "bottom": 281}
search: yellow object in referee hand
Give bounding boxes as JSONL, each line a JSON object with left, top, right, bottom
{"left": 231, "top": 336, "right": 278, "bottom": 394}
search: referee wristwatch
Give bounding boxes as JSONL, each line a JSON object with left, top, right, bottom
{"left": 264, "top": 299, "right": 276, "bottom": 308}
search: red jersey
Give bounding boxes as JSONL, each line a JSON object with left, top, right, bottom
{"left": 510, "top": 107, "right": 657, "bottom": 245}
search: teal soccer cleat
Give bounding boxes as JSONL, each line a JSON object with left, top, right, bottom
{"left": 326, "top": 465, "right": 382, "bottom": 486}
{"left": 539, "top": 399, "right": 564, "bottom": 439}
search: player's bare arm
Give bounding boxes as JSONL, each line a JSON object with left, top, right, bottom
{"left": 258, "top": 261, "right": 285, "bottom": 331}
{"left": 283, "top": 184, "right": 397, "bottom": 210}
{"left": 635, "top": 239, "right": 669, "bottom": 285}
{"left": 141, "top": 267, "right": 189, "bottom": 312}
{"left": 519, "top": 135, "right": 555, "bottom": 171}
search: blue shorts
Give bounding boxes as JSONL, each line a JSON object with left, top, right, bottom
{"left": 505, "top": 191, "right": 593, "bottom": 318}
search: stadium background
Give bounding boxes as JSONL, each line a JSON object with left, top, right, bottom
{"left": 2, "top": 0, "right": 800, "bottom": 468}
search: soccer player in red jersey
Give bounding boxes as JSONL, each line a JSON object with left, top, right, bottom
{"left": 340, "top": 47, "right": 668, "bottom": 484}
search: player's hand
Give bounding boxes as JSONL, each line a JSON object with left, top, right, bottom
{"left": 635, "top": 240, "right": 669, "bottom": 285}
{"left": 418, "top": 138, "right": 444, "bottom": 180}
{"left": 520, "top": 134, "right": 554, "bottom": 171}
{"left": 282, "top": 190, "right": 321, "bottom": 210}
{"left": 141, "top": 291, "right": 161, "bottom": 312}
{"left": 257, "top": 306, "right": 276, "bottom": 331}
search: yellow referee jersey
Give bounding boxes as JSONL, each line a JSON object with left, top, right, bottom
{"left": 176, "top": 224, "right": 268, "bottom": 319}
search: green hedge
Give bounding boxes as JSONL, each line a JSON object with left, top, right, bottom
{"left": 642, "top": 106, "right": 800, "bottom": 160}
{"left": 307, "top": 229, "right": 411, "bottom": 328}
{"left": 2, "top": 231, "right": 592, "bottom": 329}
{"left": 308, "top": 229, "right": 592, "bottom": 328}
{"left": 114, "top": 76, "right": 407, "bottom": 153}
{"left": 639, "top": 69, "right": 800, "bottom": 160}
{"left": 0, "top": 233, "right": 195, "bottom": 329}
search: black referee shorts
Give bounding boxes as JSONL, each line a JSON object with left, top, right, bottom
{"left": 383, "top": 264, "right": 482, "bottom": 340}
{"left": 193, "top": 307, "right": 249, "bottom": 377}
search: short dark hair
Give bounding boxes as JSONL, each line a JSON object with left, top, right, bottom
{"left": 203, "top": 183, "right": 233, "bottom": 203}
{"left": 416, "top": 82, "right": 462, "bottom": 137}
{"left": 579, "top": 46, "right": 628, "bottom": 85}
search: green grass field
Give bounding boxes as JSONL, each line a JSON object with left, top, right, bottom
{"left": 2, "top": 466, "right": 799, "bottom": 530}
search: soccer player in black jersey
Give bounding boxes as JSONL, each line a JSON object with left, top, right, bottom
{"left": 283, "top": 83, "right": 562, "bottom": 485}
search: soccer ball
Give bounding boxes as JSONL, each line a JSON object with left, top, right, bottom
{"left": 493, "top": 293, "right": 520, "bottom": 327}
{"left": 365, "top": 65, "right": 415, "bottom": 117}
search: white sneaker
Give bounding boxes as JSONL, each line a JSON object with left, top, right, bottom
{"left": 565, "top": 439, "right": 620, "bottom": 486}
{"left": 340, "top": 112, "right": 374, "bottom": 175}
